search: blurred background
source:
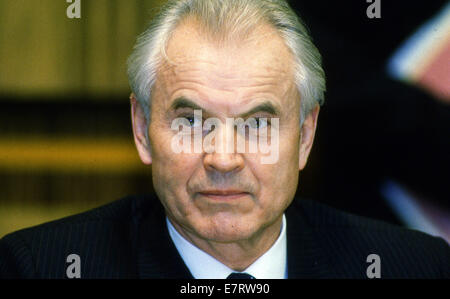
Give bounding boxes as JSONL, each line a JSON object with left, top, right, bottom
{"left": 0, "top": 0, "right": 448, "bottom": 242}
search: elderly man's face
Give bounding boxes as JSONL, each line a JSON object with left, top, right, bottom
{"left": 132, "top": 21, "right": 319, "bottom": 243}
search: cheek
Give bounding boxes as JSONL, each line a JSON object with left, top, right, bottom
{"left": 275, "top": 132, "right": 301, "bottom": 191}
{"left": 249, "top": 132, "right": 300, "bottom": 209}
{"left": 252, "top": 162, "right": 298, "bottom": 203}
{"left": 148, "top": 123, "right": 197, "bottom": 197}
{"left": 151, "top": 152, "right": 202, "bottom": 222}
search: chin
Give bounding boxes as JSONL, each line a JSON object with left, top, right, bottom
{"left": 201, "top": 229, "right": 254, "bottom": 243}
{"left": 195, "top": 216, "right": 259, "bottom": 243}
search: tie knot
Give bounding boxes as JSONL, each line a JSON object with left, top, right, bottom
{"left": 226, "top": 272, "right": 255, "bottom": 279}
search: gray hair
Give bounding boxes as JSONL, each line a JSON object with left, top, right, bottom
{"left": 127, "top": 0, "right": 326, "bottom": 126}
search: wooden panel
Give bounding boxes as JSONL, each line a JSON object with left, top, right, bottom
{"left": 0, "top": 0, "right": 164, "bottom": 98}
{"left": 0, "top": 137, "right": 146, "bottom": 173}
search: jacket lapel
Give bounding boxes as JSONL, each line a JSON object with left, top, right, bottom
{"left": 286, "top": 201, "right": 337, "bottom": 278}
{"left": 132, "top": 195, "right": 335, "bottom": 279}
{"left": 133, "top": 197, "right": 194, "bottom": 279}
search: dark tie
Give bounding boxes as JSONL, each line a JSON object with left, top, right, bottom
{"left": 226, "top": 272, "right": 256, "bottom": 279}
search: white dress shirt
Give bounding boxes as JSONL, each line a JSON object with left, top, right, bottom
{"left": 166, "top": 215, "right": 287, "bottom": 279}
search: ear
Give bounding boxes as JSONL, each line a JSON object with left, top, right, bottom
{"left": 130, "top": 94, "right": 152, "bottom": 165}
{"left": 299, "top": 104, "right": 320, "bottom": 171}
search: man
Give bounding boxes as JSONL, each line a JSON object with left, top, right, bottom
{"left": 1, "top": 0, "right": 449, "bottom": 279}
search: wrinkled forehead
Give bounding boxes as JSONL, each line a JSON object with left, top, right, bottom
{"left": 150, "top": 18, "right": 300, "bottom": 120}
{"left": 161, "top": 18, "right": 295, "bottom": 81}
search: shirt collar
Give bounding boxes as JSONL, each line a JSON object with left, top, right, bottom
{"left": 166, "top": 215, "right": 287, "bottom": 279}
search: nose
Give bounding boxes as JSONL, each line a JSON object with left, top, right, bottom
{"left": 203, "top": 122, "right": 245, "bottom": 173}
{"left": 203, "top": 151, "right": 245, "bottom": 173}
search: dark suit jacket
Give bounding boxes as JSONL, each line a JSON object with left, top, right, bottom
{"left": 1, "top": 195, "right": 449, "bottom": 279}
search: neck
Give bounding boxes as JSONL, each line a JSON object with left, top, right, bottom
{"left": 169, "top": 216, "right": 283, "bottom": 271}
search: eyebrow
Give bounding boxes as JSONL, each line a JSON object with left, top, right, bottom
{"left": 170, "top": 97, "right": 280, "bottom": 117}
{"left": 240, "top": 101, "right": 280, "bottom": 118}
{"left": 170, "top": 97, "right": 203, "bottom": 111}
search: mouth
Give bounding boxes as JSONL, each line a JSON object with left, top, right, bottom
{"left": 197, "top": 190, "right": 250, "bottom": 201}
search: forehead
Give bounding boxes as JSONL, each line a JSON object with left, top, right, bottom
{"left": 160, "top": 19, "right": 295, "bottom": 85}
{"left": 152, "top": 19, "right": 299, "bottom": 118}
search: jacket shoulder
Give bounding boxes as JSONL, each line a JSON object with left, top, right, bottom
{"left": 0, "top": 195, "right": 154, "bottom": 278}
{"left": 292, "top": 199, "right": 450, "bottom": 278}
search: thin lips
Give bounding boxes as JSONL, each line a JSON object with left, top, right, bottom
{"left": 199, "top": 190, "right": 249, "bottom": 196}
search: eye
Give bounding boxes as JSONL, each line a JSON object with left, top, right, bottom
{"left": 251, "top": 118, "right": 269, "bottom": 129}
{"left": 184, "top": 115, "right": 202, "bottom": 127}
